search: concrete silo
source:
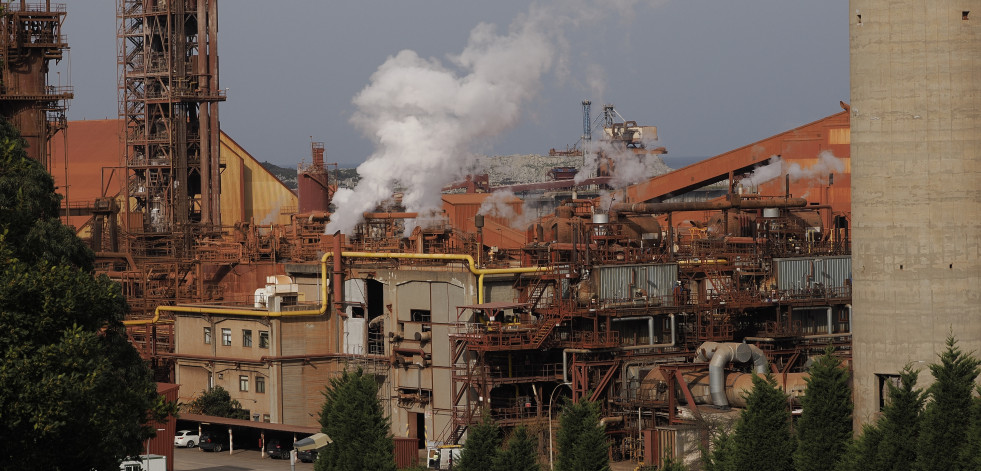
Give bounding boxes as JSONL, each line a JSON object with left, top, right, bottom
{"left": 850, "top": 1, "right": 981, "bottom": 425}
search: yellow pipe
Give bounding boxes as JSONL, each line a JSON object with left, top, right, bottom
{"left": 125, "top": 251, "right": 544, "bottom": 326}
{"left": 123, "top": 252, "right": 332, "bottom": 326}
{"left": 331, "top": 251, "right": 544, "bottom": 303}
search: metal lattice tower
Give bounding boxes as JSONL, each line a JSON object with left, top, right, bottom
{"left": 117, "top": 0, "right": 224, "bottom": 241}
{"left": 0, "top": 0, "right": 72, "bottom": 169}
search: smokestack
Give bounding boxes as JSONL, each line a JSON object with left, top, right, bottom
{"left": 312, "top": 142, "right": 325, "bottom": 169}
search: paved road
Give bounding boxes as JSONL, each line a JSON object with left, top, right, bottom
{"left": 174, "top": 447, "right": 315, "bottom": 471}
{"left": 174, "top": 445, "right": 641, "bottom": 470}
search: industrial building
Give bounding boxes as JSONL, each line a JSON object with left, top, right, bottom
{"left": 4, "top": 0, "right": 976, "bottom": 469}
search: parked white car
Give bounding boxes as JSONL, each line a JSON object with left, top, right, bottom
{"left": 174, "top": 429, "right": 199, "bottom": 448}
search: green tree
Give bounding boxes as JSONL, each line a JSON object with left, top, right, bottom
{"left": 703, "top": 428, "right": 735, "bottom": 471}
{"left": 836, "top": 424, "right": 882, "bottom": 471}
{"left": 187, "top": 385, "right": 250, "bottom": 419}
{"left": 493, "top": 426, "right": 540, "bottom": 471}
{"left": 0, "top": 118, "right": 163, "bottom": 469}
{"left": 874, "top": 364, "right": 924, "bottom": 471}
{"left": 794, "top": 346, "right": 852, "bottom": 471}
{"left": 730, "top": 373, "right": 795, "bottom": 471}
{"left": 555, "top": 397, "right": 610, "bottom": 471}
{"left": 657, "top": 455, "right": 688, "bottom": 470}
{"left": 961, "top": 388, "right": 981, "bottom": 470}
{"left": 458, "top": 411, "right": 501, "bottom": 471}
{"left": 914, "top": 336, "right": 981, "bottom": 471}
{"left": 315, "top": 368, "right": 396, "bottom": 471}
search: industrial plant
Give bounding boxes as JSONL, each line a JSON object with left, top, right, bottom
{"left": 2, "top": 1, "right": 977, "bottom": 469}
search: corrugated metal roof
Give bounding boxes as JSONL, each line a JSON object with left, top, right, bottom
{"left": 180, "top": 413, "right": 320, "bottom": 434}
{"left": 49, "top": 119, "right": 297, "bottom": 228}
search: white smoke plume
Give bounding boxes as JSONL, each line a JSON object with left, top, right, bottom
{"left": 739, "top": 155, "right": 784, "bottom": 188}
{"left": 326, "top": 1, "right": 649, "bottom": 235}
{"left": 787, "top": 150, "right": 845, "bottom": 183}
{"left": 574, "top": 139, "right": 663, "bottom": 188}
{"left": 478, "top": 190, "right": 520, "bottom": 220}
{"left": 739, "top": 151, "right": 845, "bottom": 189}
{"left": 477, "top": 189, "right": 547, "bottom": 230}
{"left": 327, "top": 5, "right": 568, "bottom": 235}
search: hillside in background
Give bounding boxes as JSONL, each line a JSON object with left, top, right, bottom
{"left": 259, "top": 162, "right": 363, "bottom": 191}
{"left": 262, "top": 152, "right": 683, "bottom": 194}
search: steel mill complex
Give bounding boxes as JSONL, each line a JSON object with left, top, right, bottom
{"left": 2, "top": 1, "right": 978, "bottom": 468}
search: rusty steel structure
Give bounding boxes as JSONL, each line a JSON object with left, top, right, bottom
{"left": 117, "top": 0, "right": 224, "bottom": 240}
{"left": 0, "top": 3, "right": 856, "bottom": 465}
{"left": 47, "top": 107, "right": 851, "bottom": 466}
{"left": 0, "top": 0, "right": 71, "bottom": 169}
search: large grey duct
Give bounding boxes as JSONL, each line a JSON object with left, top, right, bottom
{"left": 696, "top": 342, "right": 768, "bottom": 408}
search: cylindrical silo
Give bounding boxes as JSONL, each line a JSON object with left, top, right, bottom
{"left": 850, "top": 1, "right": 981, "bottom": 425}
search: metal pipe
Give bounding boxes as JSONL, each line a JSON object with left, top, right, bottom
{"left": 696, "top": 341, "right": 769, "bottom": 408}
{"left": 562, "top": 348, "right": 590, "bottom": 384}
{"left": 333, "top": 235, "right": 345, "bottom": 318}
{"left": 611, "top": 197, "right": 808, "bottom": 214}
{"left": 363, "top": 212, "right": 419, "bottom": 219}
{"left": 548, "top": 382, "right": 572, "bottom": 471}
{"left": 827, "top": 307, "right": 833, "bottom": 335}
{"left": 611, "top": 316, "right": 655, "bottom": 344}
{"left": 126, "top": 251, "right": 543, "bottom": 326}
{"left": 124, "top": 251, "right": 333, "bottom": 326}
{"left": 618, "top": 314, "right": 676, "bottom": 351}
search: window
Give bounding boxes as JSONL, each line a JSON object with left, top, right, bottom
{"left": 243, "top": 329, "right": 253, "bottom": 347}
{"left": 876, "top": 373, "right": 901, "bottom": 410}
{"left": 411, "top": 309, "right": 431, "bottom": 322}
{"left": 239, "top": 375, "right": 249, "bottom": 392}
{"left": 259, "top": 330, "right": 270, "bottom": 348}
{"left": 256, "top": 376, "right": 265, "bottom": 393}
{"left": 262, "top": 414, "right": 270, "bottom": 423}
{"left": 221, "top": 328, "right": 232, "bottom": 346}
{"left": 204, "top": 327, "right": 212, "bottom": 344}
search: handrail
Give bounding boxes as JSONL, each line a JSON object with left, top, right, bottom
{"left": 124, "top": 251, "right": 545, "bottom": 326}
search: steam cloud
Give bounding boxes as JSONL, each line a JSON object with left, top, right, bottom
{"left": 326, "top": 1, "right": 649, "bottom": 235}
{"left": 740, "top": 151, "right": 845, "bottom": 188}
{"left": 477, "top": 189, "right": 545, "bottom": 230}
{"left": 576, "top": 139, "right": 664, "bottom": 188}
{"left": 326, "top": 6, "right": 563, "bottom": 235}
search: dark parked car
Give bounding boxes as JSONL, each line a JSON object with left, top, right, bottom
{"left": 198, "top": 432, "right": 227, "bottom": 452}
{"left": 297, "top": 448, "right": 318, "bottom": 463}
{"left": 265, "top": 439, "right": 289, "bottom": 459}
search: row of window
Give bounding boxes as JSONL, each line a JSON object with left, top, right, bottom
{"left": 210, "top": 372, "right": 267, "bottom": 394}
{"left": 203, "top": 327, "right": 269, "bottom": 348}
{"left": 239, "top": 374, "right": 266, "bottom": 393}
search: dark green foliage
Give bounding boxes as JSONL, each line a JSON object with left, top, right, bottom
{"left": 315, "top": 368, "right": 396, "bottom": 471}
{"left": 0, "top": 119, "right": 161, "bottom": 469}
{"left": 836, "top": 424, "right": 882, "bottom": 471}
{"left": 914, "top": 336, "right": 981, "bottom": 471}
{"left": 703, "top": 428, "right": 735, "bottom": 471}
{"left": 187, "top": 385, "right": 250, "bottom": 419}
{"left": 874, "top": 365, "right": 924, "bottom": 471}
{"left": 731, "top": 373, "right": 795, "bottom": 471}
{"left": 555, "top": 397, "right": 610, "bottom": 471}
{"left": 961, "top": 389, "right": 981, "bottom": 471}
{"left": 0, "top": 119, "right": 93, "bottom": 271}
{"left": 638, "top": 455, "right": 688, "bottom": 470}
{"left": 794, "top": 346, "right": 853, "bottom": 471}
{"left": 458, "top": 411, "right": 501, "bottom": 471}
{"left": 493, "top": 426, "right": 540, "bottom": 471}
{"left": 657, "top": 455, "right": 688, "bottom": 471}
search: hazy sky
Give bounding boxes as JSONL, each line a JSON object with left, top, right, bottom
{"left": 61, "top": 1, "right": 848, "bottom": 170}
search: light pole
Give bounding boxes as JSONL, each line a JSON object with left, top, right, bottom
{"left": 547, "top": 383, "right": 571, "bottom": 471}
{"left": 146, "top": 427, "right": 165, "bottom": 470}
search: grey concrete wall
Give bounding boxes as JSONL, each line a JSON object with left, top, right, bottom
{"left": 850, "top": 0, "right": 981, "bottom": 426}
